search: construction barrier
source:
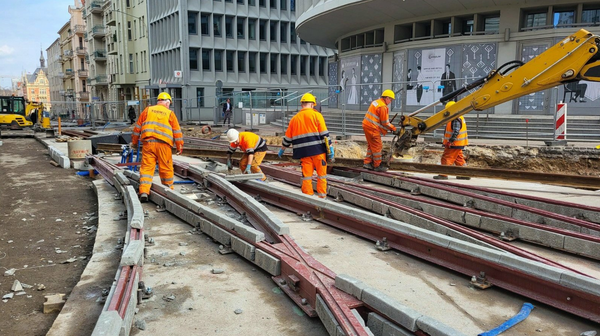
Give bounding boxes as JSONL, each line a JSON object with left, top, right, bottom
{"left": 555, "top": 103, "right": 567, "bottom": 140}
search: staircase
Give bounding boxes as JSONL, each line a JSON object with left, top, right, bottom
{"left": 271, "top": 110, "right": 600, "bottom": 142}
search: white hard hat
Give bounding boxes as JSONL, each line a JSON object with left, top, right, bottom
{"left": 226, "top": 128, "right": 239, "bottom": 142}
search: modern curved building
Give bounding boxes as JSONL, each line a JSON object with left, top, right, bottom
{"left": 296, "top": 0, "right": 600, "bottom": 115}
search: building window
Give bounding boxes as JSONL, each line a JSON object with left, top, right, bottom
{"left": 129, "top": 54, "right": 134, "bottom": 73}
{"left": 523, "top": 11, "right": 547, "bottom": 29}
{"left": 190, "top": 48, "right": 199, "bottom": 70}
{"left": 31, "top": 89, "right": 35, "bottom": 94}
{"left": 248, "top": 19, "right": 256, "bottom": 40}
{"left": 291, "top": 0, "right": 295, "bottom": 11}
{"left": 269, "top": 0, "right": 276, "bottom": 9}
{"left": 215, "top": 50, "right": 223, "bottom": 71}
{"left": 225, "top": 16, "right": 234, "bottom": 38}
{"left": 270, "top": 54, "right": 278, "bottom": 74}
{"left": 259, "top": 0, "right": 265, "bottom": 7}
{"left": 259, "top": 19, "right": 267, "bottom": 40}
{"left": 582, "top": 7, "right": 600, "bottom": 23}
{"left": 248, "top": 0, "right": 255, "bottom": 5}
{"left": 483, "top": 15, "right": 500, "bottom": 32}
{"left": 280, "top": 54, "right": 287, "bottom": 74}
{"left": 202, "top": 49, "right": 211, "bottom": 70}
{"left": 237, "top": 0, "right": 244, "bottom": 4}
{"left": 226, "top": 50, "right": 235, "bottom": 72}
{"left": 259, "top": 53, "right": 267, "bottom": 73}
{"left": 318, "top": 57, "right": 325, "bottom": 77}
{"left": 249, "top": 52, "right": 257, "bottom": 73}
{"left": 214, "top": 15, "right": 222, "bottom": 37}
{"left": 188, "top": 12, "right": 198, "bottom": 34}
{"left": 201, "top": 13, "right": 210, "bottom": 35}
{"left": 238, "top": 51, "right": 245, "bottom": 72}
{"left": 270, "top": 21, "right": 278, "bottom": 42}
{"left": 280, "top": 22, "right": 287, "bottom": 43}
{"left": 554, "top": 9, "right": 575, "bottom": 27}
{"left": 290, "top": 24, "right": 296, "bottom": 43}
{"left": 126, "top": 0, "right": 130, "bottom": 7}
{"left": 309, "top": 56, "right": 316, "bottom": 76}
{"left": 290, "top": 54, "right": 297, "bottom": 75}
{"left": 237, "top": 17, "right": 245, "bottom": 38}
{"left": 300, "top": 55, "right": 307, "bottom": 75}
{"left": 128, "top": 21, "right": 132, "bottom": 40}
{"left": 280, "top": 0, "right": 287, "bottom": 11}
{"left": 197, "top": 88, "right": 204, "bottom": 107}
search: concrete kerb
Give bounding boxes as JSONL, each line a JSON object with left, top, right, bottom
{"left": 48, "top": 145, "right": 70, "bottom": 169}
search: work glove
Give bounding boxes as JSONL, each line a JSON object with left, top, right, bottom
{"left": 278, "top": 148, "right": 285, "bottom": 158}
{"left": 129, "top": 142, "right": 135, "bottom": 149}
{"left": 392, "top": 129, "right": 401, "bottom": 136}
{"left": 227, "top": 159, "right": 233, "bottom": 171}
{"left": 244, "top": 165, "right": 252, "bottom": 174}
{"left": 327, "top": 146, "right": 335, "bottom": 160}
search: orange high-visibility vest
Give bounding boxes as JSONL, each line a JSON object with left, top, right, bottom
{"left": 362, "top": 98, "right": 396, "bottom": 135}
{"left": 228, "top": 132, "right": 267, "bottom": 154}
{"left": 132, "top": 104, "right": 183, "bottom": 152}
{"left": 443, "top": 116, "right": 468, "bottom": 148}
{"left": 282, "top": 107, "right": 329, "bottom": 159}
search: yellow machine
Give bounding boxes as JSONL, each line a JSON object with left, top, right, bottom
{"left": 393, "top": 29, "right": 600, "bottom": 157}
{"left": 0, "top": 95, "right": 32, "bottom": 129}
{"left": 25, "top": 101, "right": 51, "bottom": 130}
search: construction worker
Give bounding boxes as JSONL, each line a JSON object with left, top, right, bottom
{"left": 362, "top": 89, "right": 398, "bottom": 172}
{"left": 226, "top": 129, "right": 268, "bottom": 181}
{"left": 433, "top": 101, "right": 470, "bottom": 180}
{"left": 278, "top": 93, "right": 334, "bottom": 198}
{"left": 131, "top": 92, "right": 184, "bottom": 202}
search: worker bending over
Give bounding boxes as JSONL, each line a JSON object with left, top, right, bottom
{"left": 434, "top": 101, "right": 470, "bottom": 180}
{"left": 362, "top": 90, "right": 399, "bottom": 172}
{"left": 278, "top": 93, "right": 334, "bottom": 198}
{"left": 226, "top": 129, "right": 268, "bottom": 181}
{"left": 131, "top": 92, "right": 184, "bottom": 202}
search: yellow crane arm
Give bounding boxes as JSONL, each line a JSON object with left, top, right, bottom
{"left": 394, "top": 29, "right": 600, "bottom": 154}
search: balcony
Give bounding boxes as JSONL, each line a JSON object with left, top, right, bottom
{"left": 65, "top": 89, "right": 75, "bottom": 97}
{"left": 59, "top": 55, "right": 67, "bottom": 64}
{"left": 78, "top": 91, "right": 90, "bottom": 101}
{"left": 58, "top": 72, "right": 65, "bottom": 78}
{"left": 63, "top": 49, "right": 73, "bottom": 59}
{"left": 75, "top": 47, "right": 87, "bottom": 56}
{"left": 107, "top": 42, "right": 117, "bottom": 55}
{"left": 94, "top": 75, "right": 108, "bottom": 85}
{"left": 105, "top": 10, "right": 116, "bottom": 26}
{"left": 82, "top": 9, "right": 87, "bottom": 17}
{"left": 94, "top": 50, "right": 107, "bottom": 61}
{"left": 78, "top": 69, "right": 89, "bottom": 77}
{"left": 73, "top": 25, "right": 85, "bottom": 35}
{"left": 91, "top": 25, "right": 106, "bottom": 38}
{"left": 85, "top": 54, "right": 90, "bottom": 64}
{"left": 90, "top": 0, "right": 105, "bottom": 13}
{"left": 64, "top": 69, "right": 74, "bottom": 78}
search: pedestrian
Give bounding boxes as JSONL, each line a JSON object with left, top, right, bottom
{"left": 226, "top": 129, "right": 268, "bottom": 181}
{"left": 433, "top": 101, "right": 470, "bottom": 180}
{"left": 128, "top": 105, "right": 136, "bottom": 124}
{"left": 131, "top": 92, "right": 184, "bottom": 202}
{"left": 362, "top": 89, "right": 399, "bottom": 172}
{"left": 222, "top": 98, "right": 232, "bottom": 127}
{"left": 278, "top": 93, "right": 334, "bottom": 198}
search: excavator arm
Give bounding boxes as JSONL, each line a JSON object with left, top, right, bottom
{"left": 393, "top": 29, "right": 600, "bottom": 156}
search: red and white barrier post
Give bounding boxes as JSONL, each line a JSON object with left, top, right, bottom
{"left": 555, "top": 103, "right": 567, "bottom": 140}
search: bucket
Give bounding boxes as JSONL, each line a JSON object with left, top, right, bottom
{"left": 67, "top": 140, "right": 92, "bottom": 159}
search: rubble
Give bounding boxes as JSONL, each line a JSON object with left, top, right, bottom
{"left": 11, "top": 280, "right": 23, "bottom": 292}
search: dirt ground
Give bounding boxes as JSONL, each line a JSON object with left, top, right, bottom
{"left": 0, "top": 138, "right": 97, "bottom": 336}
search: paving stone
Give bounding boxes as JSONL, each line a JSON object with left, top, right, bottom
{"left": 254, "top": 248, "right": 280, "bottom": 276}
{"left": 231, "top": 236, "right": 256, "bottom": 261}
{"left": 367, "top": 312, "right": 413, "bottom": 336}
{"left": 416, "top": 315, "right": 467, "bottom": 336}
{"left": 43, "top": 294, "right": 66, "bottom": 314}
{"left": 335, "top": 274, "right": 367, "bottom": 300}
{"left": 361, "top": 287, "right": 422, "bottom": 332}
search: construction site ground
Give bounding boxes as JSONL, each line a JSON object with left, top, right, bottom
{"left": 1, "top": 124, "right": 599, "bottom": 336}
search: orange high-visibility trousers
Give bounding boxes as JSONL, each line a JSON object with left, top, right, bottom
{"left": 300, "top": 153, "right": 327, "bottom": 197}
{"left": 438, "top": 148, "right": 466, "bottom": 177}
{"left": 240, "top": 151, "right": 267, "bottom": 181}
{"left": 363, "top": 127, "right": 383, "bottom": 168}
{"left": 139, "top": 140, "right": 174, "bottom": 195}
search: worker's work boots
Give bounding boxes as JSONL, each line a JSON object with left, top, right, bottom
{"left": 433, "top": 175, "right": 448, "bottom": 180}
{"left": 140, "top": 193, "right": 149, "bottom": 203}
{"left": 363, "top": 163, "right": 374, "bottom": 170}
{"left": 374, "top": 165, "right": 388, "bottom": 172}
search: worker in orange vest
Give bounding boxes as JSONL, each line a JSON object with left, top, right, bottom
{"left": 131, "top": 92, "right": 184, "bottom": 202}
{"left": 226, "top": 129, "right": 268, "bottom": 181}
{"left": 278, "top": 93, "right": 334, "bottom": 198}
{"left": 434, "top": 101, "right": 470, "bottom": 180}
{"left": 362, "top": 89, "right": 398, "bottom": 172}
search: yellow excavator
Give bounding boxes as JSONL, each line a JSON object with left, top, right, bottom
{"left": 0, "top": 95, "right": 49, "bottom": 131}
{"left": 392, "top": 28, "right": 600, "bottom": 158}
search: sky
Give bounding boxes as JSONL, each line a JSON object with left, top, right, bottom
{"left": 0, "top": 0, "right": 75, "bottom": 89}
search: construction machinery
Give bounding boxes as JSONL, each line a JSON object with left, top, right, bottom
{"left": 0, "top": 95, "right": 32, "bottom": 129}
{"left": 25, "top": 100, "right": 51, "bottom": 130}
{"left": 391, "top": 28, "right": 600, "bottom": 159}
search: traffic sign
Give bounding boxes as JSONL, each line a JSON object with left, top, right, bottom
{"left": 174, "top": 70, "right": 182, "bottom": 78}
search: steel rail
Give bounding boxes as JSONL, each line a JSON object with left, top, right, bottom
{"left": 95, "top": 145, "right": 600, "bottom": 189}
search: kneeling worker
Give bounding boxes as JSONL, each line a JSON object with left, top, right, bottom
{"left": 278, "top": 93, "right": 334, "bottom": 198}
{"left": 434, "top": 101, "right": 470, "bottom": 180}
{"left": 131, "top": 92, "right": 184, "bottom": 202}
{"left": 226, "top": 129, "right": 268, "bottom": 181}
